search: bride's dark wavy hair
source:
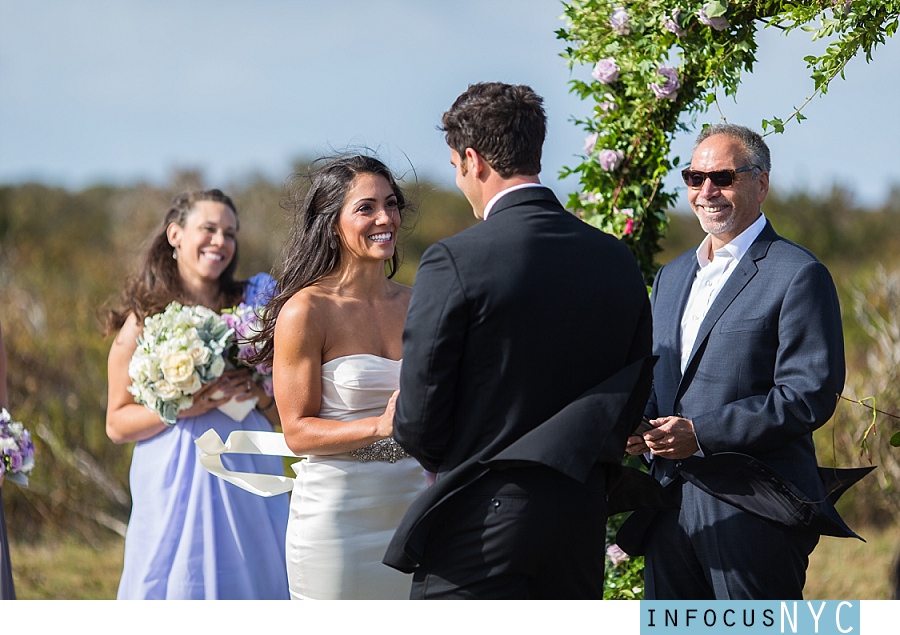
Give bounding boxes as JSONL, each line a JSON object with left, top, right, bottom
{"left": 102, "top": 189, "right": 245, "bottom": 336}
{"left": 249, "top": 155, "right": 414, "bottom": 366}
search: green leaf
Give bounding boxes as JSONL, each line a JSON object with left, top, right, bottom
{"left": 891, "top": 431, "right": 900, "bottom": 447}
{"left": 704, "top": 1, "right": 729, "bottom": 19}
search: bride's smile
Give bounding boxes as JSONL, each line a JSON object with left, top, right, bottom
{"left": 336, "top": 172, "right": 400, "bottom": 262}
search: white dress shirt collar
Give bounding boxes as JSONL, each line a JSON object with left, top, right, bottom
{"left": 483, "top": 182, "right": 546, "bottom": 220}
{"left": 695, "top": 211, "right": 767, "bottom": 267}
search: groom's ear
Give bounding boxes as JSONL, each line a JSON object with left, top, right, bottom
{"left": 464, "top": 147, "right": 487, "bottom": 179}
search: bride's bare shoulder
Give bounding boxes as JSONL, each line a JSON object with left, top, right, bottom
{"left": 277, "top": 287, "right": 334, "bottom": 331}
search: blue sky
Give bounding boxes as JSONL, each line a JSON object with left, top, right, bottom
{"left": 1, "top": 0, "right": 898, "bottom": 207}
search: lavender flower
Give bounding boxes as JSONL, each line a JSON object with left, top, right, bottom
{"left": 699, "top": 7, "right": 730, "bottom": 31}
{"left": 650, "top": 66, "right": 681, "bottom": 101}
{"left": 607, "top": 544, "right": 629, "bottom": 566}
{"left": 1, "top": 408, "right": 35, "bottom": 485}
{"left": 664, "top": 9, "right": 686, "bottom": 37}
{"left": 609, "top": 7, "right": 631, "bottom": 35}
{"left": 598, "top": 149, "right": 624, "bottom": 171}
{"left": 222, "top": 303, "right": 274, "bottom": 397}
{"left": 591, "top": 58, "right": 619, "bottom": 84}
{"left": 583, "top": 132, "right": 599, "bottom": 155}
{"left": 598, "top": 95, "right": 618, "bottom": 114}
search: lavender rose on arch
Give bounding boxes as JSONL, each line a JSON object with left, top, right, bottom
{"left": 591, "top": 58, "right": 619, "bottom": 84}
{"left": 699, "top": 5, "right": 730, "bottom": 31}
{"left": 609, "top": 7, "right": 631, "bottom": 35}
{"left": 583, "top": 132, "right": 599, "bottom": 155}
{"left": 664, "top": 9, "right": 686, "bottom": 37}
{"left": 598, "top": 149, "right": 624, "bottom": 171}
{"left": 650, "top": 67, "right": 681, "bottom": 101}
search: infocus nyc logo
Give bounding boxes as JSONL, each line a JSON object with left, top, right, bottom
{"left": 640, "top": 601, "right": 860, "bottom": 634}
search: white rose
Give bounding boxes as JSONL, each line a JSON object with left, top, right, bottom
{"left": 161, "top": 351, "right": 195, "bottom": 384}
{"left": 0, "top": 438, "right": 15, "bottom": 452}
{"left": 154, "top": 379, "right": 182, "bottom": 401}
{"left": 175, "top": 372, "right": 202, "bottom": 395}
{"left": 208, "top": 355, "right": 226, "bottom": 378}
{"left": 189, "top": 343, "right": 212, "bottom": 365}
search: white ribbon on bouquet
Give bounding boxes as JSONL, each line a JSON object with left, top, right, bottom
{"left": 195, "top": 429, "right": 298, "bottom": 497}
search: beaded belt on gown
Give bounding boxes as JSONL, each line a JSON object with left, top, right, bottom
{"left": 348, "top": 438, "right": 410, "bottom": 463}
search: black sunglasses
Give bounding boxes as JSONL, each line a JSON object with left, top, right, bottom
{"left": 681, "top": 165, "right": 758, "bottom": 189}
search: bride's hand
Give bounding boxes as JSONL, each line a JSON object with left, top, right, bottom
{"left": 376, "top": 390, "right": 399, "bottom": 439}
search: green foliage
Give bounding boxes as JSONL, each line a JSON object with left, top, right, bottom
{"left": 605, "top": 556, "right": 645, "bottom": 599}
{"left": 604, "top": 510, "right": 645, "bottom": 599}
{"left": 559, "top": 0, "right": 899, "bottom": 283}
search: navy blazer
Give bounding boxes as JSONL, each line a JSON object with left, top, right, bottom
{"left": 646, "top": 220, "right": 845, "bottom": 508}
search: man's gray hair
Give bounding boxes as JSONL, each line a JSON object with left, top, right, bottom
{"left": 695, "top": 123, "right": 771, "bottom": 174}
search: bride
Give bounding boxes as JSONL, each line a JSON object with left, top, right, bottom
{"left": 251, "top": 155, "right": 426, "bottom": 599}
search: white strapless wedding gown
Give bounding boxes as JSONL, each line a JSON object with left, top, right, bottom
{"left": 286, "top": 355, "right": 426, "bottom": 600}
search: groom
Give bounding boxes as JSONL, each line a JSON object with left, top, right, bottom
{"left": 383, "top": 82, "right": 653, "bottom": 599}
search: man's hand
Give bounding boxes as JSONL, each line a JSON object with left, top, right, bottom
{"left": 642, "top": 416, "right": 700, "bottom": 459}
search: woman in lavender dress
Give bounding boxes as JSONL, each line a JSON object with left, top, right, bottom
{"left": 104, "top": 190, "right": 289, "bottom": 599}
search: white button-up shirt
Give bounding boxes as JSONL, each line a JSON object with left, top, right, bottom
{"left": 679, "top": 212, "right": 767, "bottom": 374}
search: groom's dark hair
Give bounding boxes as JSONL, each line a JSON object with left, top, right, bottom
{"left": 441, "top": 82, "right": 546, "bottom": 178}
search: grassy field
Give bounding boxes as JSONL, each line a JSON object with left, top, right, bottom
{"left": 10, "top": 538, "right": 124, "bottom": 600}
{"left": 805, "top": 523, "right": 899, "bottom": 600}
{"left": 8, "top": 522, "right": 899, "bottom": 600}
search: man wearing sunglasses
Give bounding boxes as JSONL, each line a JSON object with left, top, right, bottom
{"left": 619, "top": 124, "right": 850, "bottom": 599}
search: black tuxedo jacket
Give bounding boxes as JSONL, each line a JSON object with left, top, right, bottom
{"left": 384, "top": 186, "right": 653, "bottom": 572}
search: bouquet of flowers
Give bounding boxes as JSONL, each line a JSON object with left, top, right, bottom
{"left": 1, "top": 408, "right": 35, "bottom": 486}
{"left": 221, "top": 303, "right": 273, "bottom": 397}
{"left": 128, "top": 302, "right": 233, "bottom": 425}
{"left": 217, "top": 302, "right": 273, "bottom": 421}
